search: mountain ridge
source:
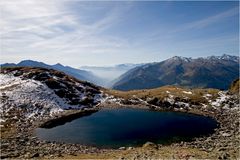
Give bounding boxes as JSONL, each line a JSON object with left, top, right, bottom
{"left": 0, "top": 60, "right": 105, "bottom": 86}
{"left": 112, "top": 54, "right": 239, "bottom": 91}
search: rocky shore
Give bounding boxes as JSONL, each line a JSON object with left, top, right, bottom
{"left": 1, "top": 93, "right": 239, "bottom": 159}
{"left": 1, "top": 106, "right": 113, "bottom": 159}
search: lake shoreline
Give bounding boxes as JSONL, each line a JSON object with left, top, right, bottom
{"left": 1, "top": 98, "right": 239, "bottom": 159}
{"left": 36, "top": 107, "right": 218, "bottom": 148}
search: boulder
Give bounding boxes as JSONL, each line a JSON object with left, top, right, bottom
{"left": 142, "top": 142, "right": 158, "bottom": 149}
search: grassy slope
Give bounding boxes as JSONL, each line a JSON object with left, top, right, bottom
{"left": 104, "top": 85, "right": 219, "bottom": 104}
{"left": 229, "top": 78, "right": 240, "bottom": 94}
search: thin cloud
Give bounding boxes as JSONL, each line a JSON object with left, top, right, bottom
{"left": 132, "top": 6, "right": 239, "bottom": 48}
{"left": 0, "top": 0, "right": 132, "bottom": 66}
{"left": 172, "top": 6, "right": 238, "bottom": 33}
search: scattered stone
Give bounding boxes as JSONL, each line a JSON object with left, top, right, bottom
{"left": 221, "top": 133, "right": 231, "bottom": 137}
{"left": 127, "top": 147, "right": 133, "bottom": 150}
{"left": 31, "top": 153, "right": 39, "bottom": 158}
{"left": 142, "top": 142, "right": 158, "bottom": 149}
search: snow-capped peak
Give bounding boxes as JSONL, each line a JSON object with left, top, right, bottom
{"left": 168, "top": 56, "right": 192, "bottom": 62}
{"left": 206, "top": 54, "right": 239, "bottom": 62}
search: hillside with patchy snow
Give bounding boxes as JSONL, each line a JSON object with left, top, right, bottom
{"left": 0, "top": 67, "right": 104, "bottom": 122}
{"left": 0, "top": 66, "right": 239, "bottom": 159}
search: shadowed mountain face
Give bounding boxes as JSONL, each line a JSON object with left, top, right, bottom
{"left": 112, "top": 55, "right": 240, "bottom": 91}
{"left": 1, "top": 60, "right": 105, "bottom": 86}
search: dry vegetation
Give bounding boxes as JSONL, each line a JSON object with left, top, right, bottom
{"left": 104, "top": 85, "right": 220, "bottom": 104}
{"left": 229, "top": 78, "right": 240, "bottom": 94}
{"left": 0, "top": 120, "right": 18, "bottom": 139}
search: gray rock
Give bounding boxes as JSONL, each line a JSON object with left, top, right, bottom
{"left": 119, "top": 147, "right": 126, "bottom": 150}
{"left": 127, "top": 147, "right": 133, "bottom": 150}
{"left": 142, "top": 141, "right": 158, "bottom": 149}
{"left": 222, "top": 133, "right": 231, "bottom": 137}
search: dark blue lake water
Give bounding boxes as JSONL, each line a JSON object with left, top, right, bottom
{"left": 36, "top": 108, "right": 218, "bottom": 148}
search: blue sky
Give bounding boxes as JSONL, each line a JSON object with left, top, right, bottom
{"left": 0, "top": 1, "right": 239, "bottom": 67}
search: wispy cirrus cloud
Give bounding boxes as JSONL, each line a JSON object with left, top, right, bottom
{"left": 0, "top": 0, "right": 132, "bottom": 66}
{"left": 172, "top": 6, "right": 238, "bottom": 33}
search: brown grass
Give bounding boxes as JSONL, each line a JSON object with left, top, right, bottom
{"left": 103, "top": 86, "right": 219, "bottom": 104}
{"left": 0, "top": 119, "right": 18, "bottom": 139}
{"left": 229, "top": 78, "right": 239, "bottom": 94}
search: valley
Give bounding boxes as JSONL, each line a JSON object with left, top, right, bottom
{"left": 79, "top": 64, "right": 143, "bottom": 87}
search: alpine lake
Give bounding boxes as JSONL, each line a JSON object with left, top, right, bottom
{"left": 36, "top": 108, "right": 218, "bottom": 149}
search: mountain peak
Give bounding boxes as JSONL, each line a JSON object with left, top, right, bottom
{"left": 53, "top": 63, "right": 64, "bottom": 67}
{"left": 19, "top": 59, "right": 40, "bottom": 64}
{"left": 18, "top": 60, "right": 50, "bottom": 68}
{"left": 168, "top": 56, "right": 192, "bottom": 62}
{"left": 206, "top": 54, "right": 239, "bottom": 62}
{"left": 220, "top": 54, "right": 239, "bottom": 61}
{"left": 166, "top": 54, "right": 239, "bottom": 63}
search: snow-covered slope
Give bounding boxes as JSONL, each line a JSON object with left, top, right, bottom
{"left": 0, "top": 67, "right": 103, "bottom": 122}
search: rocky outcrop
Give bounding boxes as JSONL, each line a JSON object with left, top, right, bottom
{"left": 0, "top": 67, "right": 104, "bottom": 132}
{"left": 142, "top": 142, "right": 158, "bottom": 149}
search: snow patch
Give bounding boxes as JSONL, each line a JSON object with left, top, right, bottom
{"left": 164, "top": 94, "right": 175, "bottom": 105}
{"left": 211, "top": 91, "right": 229, "bottom": 107}
{"left": 182, "top": 91, "right": 192, "bottom": 95}
{"left": 203, "top": 94, "right": 212, "bottom": 100}
{"left": 0, "top": 118, "right": 5, "bottom": 123}
{"left": 175, "top": 101, "right": 190, "bottom": 108}
{"left": 0, "top": 73, "right": 103, "bottom": 121}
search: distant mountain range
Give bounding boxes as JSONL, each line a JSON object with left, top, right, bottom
{"left": 112, "top": 54, "right": 240, "bottom": 91}
{"left": 80, "top": 63, "right": 143, "bottom": 87}
{"left": 0, "top": 60, "right": 105, "bottom": 86}
{"left": 1, "top": 54, "right": 239, "bottom": 91}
